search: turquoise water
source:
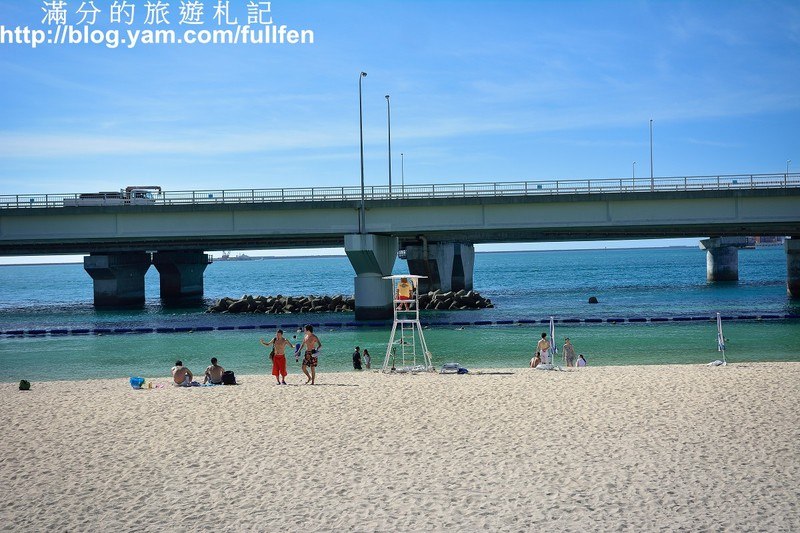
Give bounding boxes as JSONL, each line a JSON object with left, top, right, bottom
{"left": 1, "top": 321, "right": 798, "bottom": 382}
{"left": 1, "top": 248, "right": 798, "bottom": 381}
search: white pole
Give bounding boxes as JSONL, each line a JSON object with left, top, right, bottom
{"left": 358, "top": 71, "right": 367, "bottom": 233}
{"left": 401, "top": 152, "right": 405, "bottom": 198}
{"left": 717, "top": 312, "right": 726, "bottom": 365}
{"left": 386, "top": 94, "right": 392, "bottom": 199}
{"left": 649, "top": 119, "right": 654, "bottom": 191}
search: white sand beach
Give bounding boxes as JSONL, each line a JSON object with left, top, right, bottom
{"left": 1, "top": 363, "right": 799, "bottom": 532}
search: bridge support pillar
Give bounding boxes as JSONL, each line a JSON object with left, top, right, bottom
{"left": 700, "top": 237, "right": 739, "bottom": 282}
{"left": 84, "top": 252, "right": 151, "bottom": 308}
{"left": 344, "top": 234, "right": 398, "bottom": 320}
{"left": 405, "top": 242, "right": 475, "bottom": 293}
{"left": 152, "top": 250, "right": 211, "bottom": 306}
{"left": 786, "top": 237, "right": 800, "bottom": 299}
{"left": 451, "top": 243, "right": 475, "bottom": 292}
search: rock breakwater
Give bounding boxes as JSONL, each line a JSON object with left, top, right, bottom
{"left": 208, "top": 295, "right": 354, "bottom": 314}
{"left": 207, "top": 290, "right": 493, "bottom": 314}
{"left": 418, "top": 289, "right": 493, "bottom": 310}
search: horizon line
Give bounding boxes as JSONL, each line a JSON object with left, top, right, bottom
{"left": 0, "top": 244, "right": 702, "bottom": 267}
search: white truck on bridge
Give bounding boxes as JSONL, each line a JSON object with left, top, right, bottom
{"left": 63, "top": 186, "right": 162, "bottom": 207}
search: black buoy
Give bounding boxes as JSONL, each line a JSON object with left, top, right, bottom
{"left": 588, "top": 296, "right": 599, "bottom": 304}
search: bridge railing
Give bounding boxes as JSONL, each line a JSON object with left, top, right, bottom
{"left": 2, "top": 173, "right": 798, "bottom": 209}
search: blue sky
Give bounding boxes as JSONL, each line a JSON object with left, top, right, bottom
{"left": 1, "top": 0, "right": 798, "bottom": 261}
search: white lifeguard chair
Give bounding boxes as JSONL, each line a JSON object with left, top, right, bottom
{"left": 382, "top": 275, "right": 434, "bottom": 372}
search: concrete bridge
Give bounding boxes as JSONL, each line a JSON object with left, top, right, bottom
{"left": 2, "top": 173, "right": 799, "bottom": 318}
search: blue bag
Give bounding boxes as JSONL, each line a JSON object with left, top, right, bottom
{"left": 129, "top": 377, "right": 145, "bottom": 389}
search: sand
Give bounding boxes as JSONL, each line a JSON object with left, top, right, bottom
{"left": 1, "top": 363, "right": 799, "bottom": 532}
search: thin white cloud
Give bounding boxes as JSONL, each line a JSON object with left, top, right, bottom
{"left": 1, "top": 81, "right": 798, "bottom": 159}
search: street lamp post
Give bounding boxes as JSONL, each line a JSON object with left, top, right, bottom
{"left": 649, "top": 119, "right": 654, "bottom": 191}
{"left": 386, "top": 95, "right": 392, "bottom": 199}
{"left": 358, "top": 71, "right": 367, "bottom": 233}
{"left": 401, "top": 152, "right": 405, "bottom": 198}
{"left": 788, "top": 159, "right": 792, "bottom": 175}
{"left": 632, "top": 161, "right": 636, "bottom": 180}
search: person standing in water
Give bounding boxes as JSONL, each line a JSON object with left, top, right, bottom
{"left": 300, "top": 324, "right": 322, "bottom": 385}
{"left": 352, "top": 346, "right": 363, "bottom": 370}
{"left": 562, "top": 338, "right": 577, "bottom": 367}
{"left": 260, "top": 330, "right": 294, "bottom": 385}
{"left": 537, "top": 332, "right": 551, "bottom": 364}
{"left": 363, "top": 348, "right": 371, "bottom": 370}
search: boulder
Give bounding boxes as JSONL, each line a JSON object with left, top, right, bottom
{"left": 227, "top": 299, "right": 249, "bottom": 313}
{"left": 588, "top": 296, "right": 599, "bottom": 304}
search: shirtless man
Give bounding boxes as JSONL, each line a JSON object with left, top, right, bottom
{"left": 300, "top": 324, "right": 322, "bottom": 385}
{"left": 203, "top": 357, "right": 225, "bottom": 384}
{"left": 260, "top": 330, "right": 294, "bottom": 385}
{"left": 537, "top": 333, "right": 551, "bottom": 365}
{"left": 171, "top": 360, "right": 193, "bottom": 387}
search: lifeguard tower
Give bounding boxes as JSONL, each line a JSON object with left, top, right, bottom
{"left": 381, "top": 275, "right": 434, "bottom": 372}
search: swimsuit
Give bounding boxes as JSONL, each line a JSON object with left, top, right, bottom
{"left": 564, "top": 345, "right": 576, "bottom": 364}
{"left": 303, "top": 349, "right": 318, "bottom": 368}
{"left": 272, "top": 353, "right": 287, "bottom": 377}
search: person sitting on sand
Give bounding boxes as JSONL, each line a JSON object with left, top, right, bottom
{"left": 203, "top": 357, "right": 225, "bottom": 385}
{"left": 171, "top": 360, "right": 193, "bottom": 387}
{"left": 530, "top": 351, "right": 541, "bottom": 368}
{"left": 577, "top": 354, "right": 587, "bottom": 367}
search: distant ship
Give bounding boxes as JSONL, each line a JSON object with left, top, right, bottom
{"left": 753, "top": 236, "right": 785, "bottom": 249}
{"left": 215, "top": 252, "right": 255, "bottom": 261}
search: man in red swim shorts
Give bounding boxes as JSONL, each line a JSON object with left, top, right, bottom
{"left": 260, "top": 330, "right": 294, "bottom": 385}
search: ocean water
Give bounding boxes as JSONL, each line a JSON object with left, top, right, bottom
{"left": 1, "top": 247, "right": 798, "bottom": 382}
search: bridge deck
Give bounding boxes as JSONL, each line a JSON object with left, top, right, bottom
{"left": 2, "top": 173, "right": 798, "bottom": 209}
{"left": 1, "top": 175, "right": 799, "bottom": 255}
